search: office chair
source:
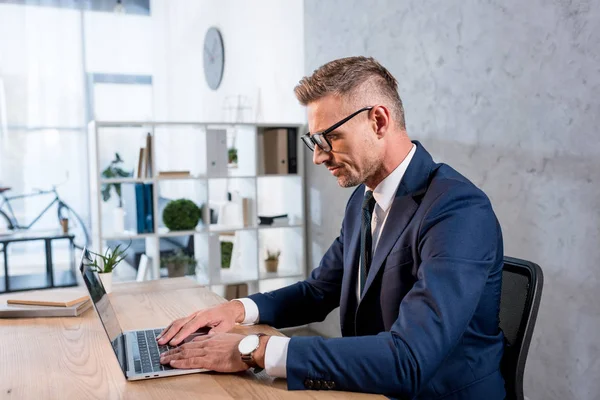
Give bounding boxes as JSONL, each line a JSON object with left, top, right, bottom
{"left": 499, "top": 256, "right": 544, "bottom": 400}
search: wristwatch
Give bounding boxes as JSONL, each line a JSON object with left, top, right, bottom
{"left": 238, "top": 333, "right": 267, "bottom": 373}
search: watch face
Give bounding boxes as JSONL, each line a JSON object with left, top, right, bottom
{"left": 203, "top": 27, "right": 224, "bottom": 90}
{"left": 238, "top": 334, "right": 260, "bottom": 355}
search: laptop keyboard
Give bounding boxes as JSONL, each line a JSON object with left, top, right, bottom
{"left": 134, "top": 329, "right": 174, "bottom": 374}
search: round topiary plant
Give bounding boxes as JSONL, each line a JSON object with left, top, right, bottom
{"left": 162, "top": 199, "right": 202, "bottom": 231}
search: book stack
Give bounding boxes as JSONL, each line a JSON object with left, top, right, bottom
{"left": 128, "top": 133, "right": 155, "bottom": 234}
{"left": 0, "top": 289, "right": 91, "bottom": 318}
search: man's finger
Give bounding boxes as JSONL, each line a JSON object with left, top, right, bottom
{"left": 157, "top": 315, "right": 194, "bottom": 345}
{"left": 208, "top": 324, "right": 230, "bottom": 334}
{"left": 170, "top": 313, "right": 209, "bottom": 345}
{"left": 170, "top": 356, "right": 206, "bottom": 370}
{"left": 156, "top": 323, "right": 172, "bottom": 340}
{"left": 191, "top": 334, "right": 212, "bottom": 343}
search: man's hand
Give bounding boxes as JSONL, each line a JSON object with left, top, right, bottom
{"left": 156, "top": 301, "right": 246, "bottom": 346}
{"left": 159, "top": 332, "right": 269, "bottom": 372}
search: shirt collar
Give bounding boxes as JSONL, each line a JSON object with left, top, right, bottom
{"left": 366, "top": 143, "right": 416, "bottom": 213}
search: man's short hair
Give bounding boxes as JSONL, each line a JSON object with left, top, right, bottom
{"left": 294, "top": 56, "right": 405, "bottom": 129}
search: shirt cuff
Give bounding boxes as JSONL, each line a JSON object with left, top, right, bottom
{"left": 264, "top": 335, "right": 290, "bottom": 378}
{"left": 233, "top": 298, "right": 259, "bottom": 325}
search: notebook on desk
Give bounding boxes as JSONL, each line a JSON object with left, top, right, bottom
{"left": 6, "top": 288, "right": 88, "bottom": 307}
{"left": 0, "top": 299, "right": 91, "bottom": 318}
{"left": 78, "top": 248, "right": 210, "bottom": 381}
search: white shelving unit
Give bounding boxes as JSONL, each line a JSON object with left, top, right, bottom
{"left": 88, "top": 121, "right": 306, "bottom": 296}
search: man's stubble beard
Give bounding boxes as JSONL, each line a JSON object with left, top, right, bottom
{"left": 336, "top": 156, "right": 380, "bottom": 188}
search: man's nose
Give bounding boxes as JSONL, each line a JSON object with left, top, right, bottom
{"left": 312, "top": 145, "right": 330, "bottom": 165}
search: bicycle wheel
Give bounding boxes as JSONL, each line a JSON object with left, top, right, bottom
{"left": 0, "top": 209, "right": 14, "bottom": 232}
{"left": 57, "top": 202, "right": 90, "bottom": 250}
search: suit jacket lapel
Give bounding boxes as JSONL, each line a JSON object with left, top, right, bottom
{"left": 340, "top": 192, "right": 362, "bottom": 335}
{"left": 358, "top": 141, "right": 435, "bottom": 303}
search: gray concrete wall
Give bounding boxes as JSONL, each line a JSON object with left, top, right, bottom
{"left": 303, "top": 1, "right": 600, "bottom": 399}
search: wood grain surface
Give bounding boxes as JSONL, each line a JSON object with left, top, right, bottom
{"left": 0, "top": 277, "right": 381, "bottom": 399}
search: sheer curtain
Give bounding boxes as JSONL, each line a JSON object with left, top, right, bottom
{"left": 0, "top": 4, "right": 88, "bottom": 232}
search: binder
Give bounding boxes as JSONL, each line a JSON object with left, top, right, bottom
{"left": 286, "top": 128, "right": 297, "bottom": 174}
{"left": 263, "top": 129, "right": 288, "bottom": 174}
{"left": 144, "top": 184, "right": 154, "bottom": 233}
{"left": 135, "top": 183, "right": 146, "bottom": 233}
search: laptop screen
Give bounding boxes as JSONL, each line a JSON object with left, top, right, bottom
{"left": 79, "top": 249, "right": 127, "bottom": 375}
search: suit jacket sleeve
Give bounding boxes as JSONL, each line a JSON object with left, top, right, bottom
{"left": 285, "top": 184, "right": 502, "bottom": 398}
{"left": 247, "top": 189, "right": 361, "bottom": 328}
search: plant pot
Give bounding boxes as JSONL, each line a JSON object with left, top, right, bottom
{"left": 113, "top": 207, "right": 125, "bottom": 233}
{"left": 265, "top": 259, "right": 279, "bottom": 273}
{"left": 166, "top": 262, "right": 188, "bottom": 278}
{"left": 98, "top": 272, "right": 113, "bottom": 293}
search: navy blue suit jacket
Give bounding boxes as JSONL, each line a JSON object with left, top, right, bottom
{"left": 249, "top": 141, "right": 505, "bottom": 399}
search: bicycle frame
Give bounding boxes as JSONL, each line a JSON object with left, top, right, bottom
{"left": 0, "top": 188, "right": 61, "bottom": 230}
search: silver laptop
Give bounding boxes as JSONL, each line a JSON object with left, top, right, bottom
{"left": 79, "top": 248, "right": 208, "bottom": 380}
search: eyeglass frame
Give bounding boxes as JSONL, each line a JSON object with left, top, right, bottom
{"left": 301, "top": 106, "right": 374, "bottom": 152}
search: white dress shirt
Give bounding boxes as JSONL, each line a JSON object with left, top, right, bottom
{"left": 235, "top": 144, "right": 417, "bottom": 378}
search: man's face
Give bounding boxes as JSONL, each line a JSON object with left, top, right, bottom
{"left": 307, "top": 95, "right": 380, "bottom": 188}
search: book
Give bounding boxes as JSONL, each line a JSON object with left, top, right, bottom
{"left": 0, "top": 299, "right": 91, "bottom": 318}
{"left": 136, "top": 147, "right": 145, "bottom": 179}
{"left": 6, "top": 288, "right": 88, "bottom": 307}
{"left": 144, "top": 183, "right": 154, "bottom": 233}
{"left": 145, "top": 133, "right": 153, "bottom": 178}
{"left": 157, "top": 171, "right": 191, "bottom": 178}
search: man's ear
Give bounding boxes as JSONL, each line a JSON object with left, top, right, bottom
{"left": 371, "top": 105, "right": 391, "bottom": 139}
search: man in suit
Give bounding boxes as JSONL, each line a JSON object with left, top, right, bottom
{"left": 158, "top": 56, "right": 506, "bottom": 399}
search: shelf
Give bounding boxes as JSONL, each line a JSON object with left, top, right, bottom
{"left": 257, "top": 223, "right": 303, "bottom": 230}
{"left": 209, "top": 224, "right": 257, "bottom": 233}
{"left": 157, "top": 228, "right": 206, "bottom": 237}
{"left": 100, "top": 177, "right": 153, "bottom": 184}
{"left": 257, "top": 174, "right": 300, "bottom": 178}
{"left": 259, "top": 272, "right": 303, "bottom": 281}
{"left": 102, "top": 231, "right": 155, "bottom": 241}
{"left": 156, "top": 174, "right": 207, "bottom": 181}
{"left": 212, "top": 273, "right": 258, "bottom": 286}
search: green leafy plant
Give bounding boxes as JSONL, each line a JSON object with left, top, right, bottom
{"left": 101, "top": 153, "right": 133, "bottom": 208}
{"left": 221, "top": 241, "right": 233, "bottom": 269}
{"left": 161, "top": 249, "right": 197, "bottom": 276}
{"left": 162, "top": 199, "right": 202, "bottom": 231}
{"left": 89, "top": 241, "right": 131, "bottom": 273}
{"left": 228, "top": 148, "right": 238, "bottom": 164}
{"left": 265, "top": 249, "right": 281, "bottom": 261}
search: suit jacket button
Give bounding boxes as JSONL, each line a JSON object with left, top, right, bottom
{"left": 327, "top": 381, "right": 336, "bottom": 389}
{"left": 313, "top": 380, "right": 322, "bottom": 390}
{"left": 304, "top": 379, "right": 314, "bottom": 389}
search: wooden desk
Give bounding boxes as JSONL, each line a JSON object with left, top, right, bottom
{"left": 0, "top": 277, "right": 380, "bottom": 399}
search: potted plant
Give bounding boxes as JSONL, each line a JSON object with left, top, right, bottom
{"left": 101, "top": 153, "right": 133, "bottom": 233}
{"left": 228, "top": 148, "right": 238, "bottom": 167}
{"left": 265, "top": 249, "right": 280, "bottom": 273}
{"left": 162, "top": 199, "right": 202, "bottom": 231}
{"left": 161, "top": 249, "right": 197, "bottom": 278}
{"left": 89, "top": 242, "right": 130, "bottom": 293}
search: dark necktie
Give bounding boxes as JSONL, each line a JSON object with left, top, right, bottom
{"left": 360, "top": 190, "right": 376, "bottom": 296}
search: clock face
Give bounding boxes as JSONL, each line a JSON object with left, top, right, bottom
{"left": 203, "top": 27, "right": 224, "bottom": 90}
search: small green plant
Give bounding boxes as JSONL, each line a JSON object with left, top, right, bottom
{"left": 265, "top": 249, "right": 280, "bottom": 261}
{"left": 228, "top": 148, "right": 238, "bottom": 164}
{"left": 220, "top": 241, "right": 233, "bottom": 269}
{"left": 161, "top": 249, "right": 197, "bottom": 276}
{"left": 101, "top": 153, "right": 133, "bottom": 208}
{"left": 89, "top": 241, "right": 131, "bottom": 273}
{"left": 162, "top": 199, "right": 202, "bottom": 231}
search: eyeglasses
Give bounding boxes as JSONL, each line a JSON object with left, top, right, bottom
{"left": 301, "top": 106, "right": 374, "bottom": 152}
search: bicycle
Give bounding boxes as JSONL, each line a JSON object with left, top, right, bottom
{"left": 0, "top": 185, "right": 90, "bottom": 250}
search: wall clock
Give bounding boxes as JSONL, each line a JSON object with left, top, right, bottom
{"left": 203, "top": 27, "right": 225, "bottom": 90}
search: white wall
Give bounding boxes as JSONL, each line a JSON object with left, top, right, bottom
{"left": 151, "top": 0, "right": 305, "bottom": 124}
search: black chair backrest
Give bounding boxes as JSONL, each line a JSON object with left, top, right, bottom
{"left": 499, "top": 257, "right": 544, "bottom": 400}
